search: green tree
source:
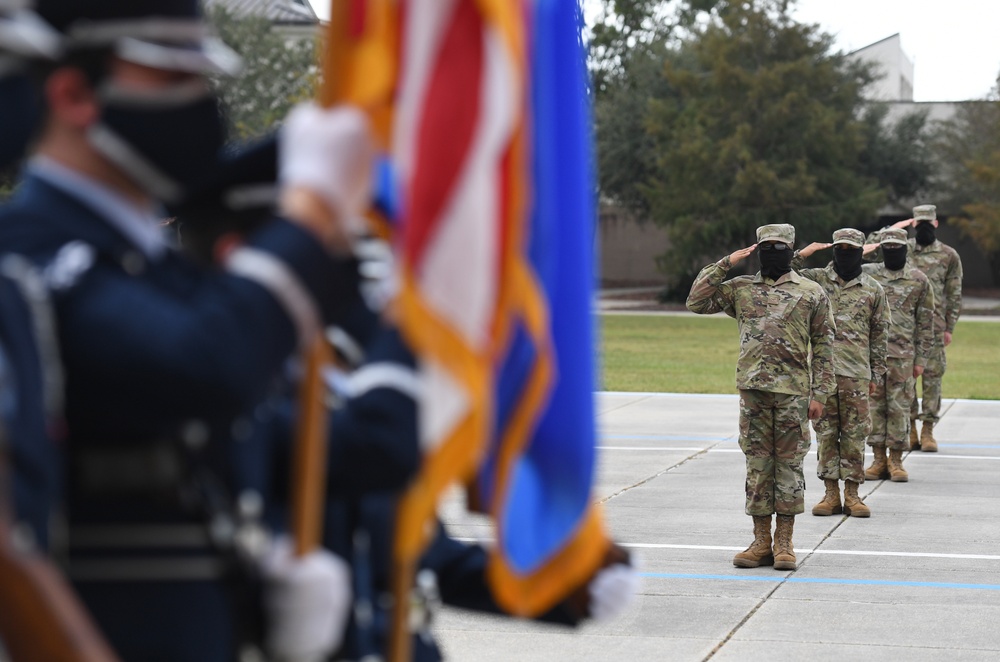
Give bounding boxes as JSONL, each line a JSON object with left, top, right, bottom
{"left": 590, "top": 0, "right": 719, "bottom": 215}
{"left": 858, "top": 104, "right": 935, "bottom": 208}
{"left": 207, "top": 6, "right": 319, "bottom": 140}
{"left": 642, "top": 1, "right": 883, "bottom": 295}
{"left": 934, "top": 93, "right": 1000, "bottom": 282}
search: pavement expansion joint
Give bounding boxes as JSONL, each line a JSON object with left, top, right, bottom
{"left": 598, "top": 437, "right": 735, "bottom": 505}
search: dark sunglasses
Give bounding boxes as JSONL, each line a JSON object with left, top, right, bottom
{"left": 757, "top": 243, "right": 790, "bottom": 251}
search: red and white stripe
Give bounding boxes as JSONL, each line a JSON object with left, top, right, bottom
{"left": 393, "top": 0, "right": 522, "bottom": 453}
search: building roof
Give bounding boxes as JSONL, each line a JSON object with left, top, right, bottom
{"left": 846, "top": 33, "right": 901, "bottom": 57}
{"left": 205, "top": 0, "right": 319, "bottom": 25}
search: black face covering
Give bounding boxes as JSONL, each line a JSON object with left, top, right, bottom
{"left": 758, "top": 244, "right": 793, "bottom": 280}
{"left": 915, "top": 221, "right": 936, "bottom": 246}
{"left": 833, "top": 245, "right": 863, "bottom": 281}
{"left": 882, "top": 245, "right": 908, "bottom": 271}
{"left": 0, "top": 71, "right": 44, "bottom": 170}
{"left": 88, "top": 81, "right": 226, "bottom": 203}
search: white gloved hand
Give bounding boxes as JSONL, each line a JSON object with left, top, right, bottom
{"left": 279, "top": 102, "right": 376, "bottom": 232}
{"left": 588, "top": 556, "right": 641, "bottom": 622}
{"left": 261, "top": 536, "right": 353, "bottom": 662}
{"left": 354, "top": 235, "right": 398, "bottom": 312}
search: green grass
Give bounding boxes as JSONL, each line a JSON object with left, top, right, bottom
{"left": 600, "top": 314, "right": 1000, "bottom": 400}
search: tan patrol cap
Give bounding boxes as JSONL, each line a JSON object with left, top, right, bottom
{"left": 879, "top": 228, "right": 908, "bottom": 245}
{"left": 832, "top": 228, "right": 864, "bottom": 247}
{"left": 913, "top": 204, "right": 937, "bottom": 222}
{"left": 756, "top": 223, "right": 794, "bottom": 245}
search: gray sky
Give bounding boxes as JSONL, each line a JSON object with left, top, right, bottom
{"left": 791, "top": 0, "right": 1000, "bottom": 102}
{"left": 306, "top": 0, "right": 1000, "bottom": 102}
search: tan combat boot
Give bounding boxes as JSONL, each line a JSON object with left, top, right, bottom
{"left": 733, "top": 515, "right": 774, "bottom": 568}
{"left": 843, "top": 481, "right": 871, "bottom": 517}
{"left": 920, "top": 422, "right": 938, "bottom": 452}
{"left": 888, "top": 448, "right": 909, "bottom": 482}
{"left": 909, "top": 420, "right": 920, "bottom": 451}
{"left": 773, "top": 514, "right": 796, "bottom": 570}
{"left": 865, "top": 445, "right": 889, "bottom": 481}
{"left": 811, "top": 479, "right": 842, "bottom": 516}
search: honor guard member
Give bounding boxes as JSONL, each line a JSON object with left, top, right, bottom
{"left": 169, "top": 138, "right": 640, "bottom": 661}
{"left": 313, "top": 314, "right": 638, "bottom": 661}
{"left": 866, "top": 205, "right": 962, "bottom": 452}
{"left": 169, "top": 134, "right": 422, "bottom": 500}
{"left": 0, "top": 0, "right": 63, "bottom": 552}
{"left": 862, "top": 229, "right": 934, "bottom": 484}
{"left": 0, "top": 1, "right": 377, "bottom": 659}
{"left": 792, "top": 229, "right": 889, "bottom": 518}
{"left": 0, "top": 8, "right": 113, "bottom": 658}
{"left": 687, "top": 223, "right": 835, "bottom": 571}
{"left": 0, "top": 0, "right": 61, "bottom": 169}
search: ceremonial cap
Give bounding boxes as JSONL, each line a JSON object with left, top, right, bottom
{"left": 35, "top": 0, "right": 241, "bottom": 75}
{"left": 879, "top": 228, "right": 908, "bottom": 245}
{"left": 912, "top": 204, "right": 937, "bottom": 222}
{"left": 173, "top": 134, "right": 278, "bottom": 218}
{"left": 0, "top": 0, "right": 61, "bottom": 59}
{"left": 756, "top": 223, "right": 795, "bottom": 245}
{"left": 168, "top": 134, "right": 278, "bottom": 264}
{"left": 832, "top": 228, "right": 864, "bottom": 247}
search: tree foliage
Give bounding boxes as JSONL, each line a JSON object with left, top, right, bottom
{"left": 858, "top": 104, "right": 935, "bottom": 208}
{"left": 590, "top": 0, "right": 720, "bottom": 215}
{"left": 640, "top": 1, "right": 884, "bottom": 294}
{"left": 934, "top": 92, "right": 1000, "bottom": 280}
{"left": 207, "top": 6, "right": 318, "bottom": 140}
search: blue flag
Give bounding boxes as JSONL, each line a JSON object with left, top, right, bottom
{"left": 479, "top": 0, "right": 608, "bottom": 616}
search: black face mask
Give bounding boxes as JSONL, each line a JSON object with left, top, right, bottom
{"left": 882, "top": 245, "right": 908, "bottom": 271}
{"left": 833, "top": 246, "right": 863, "bottom": 281}
{"left": 915, "top": 222, "right": 936, "bottom": 246}
{"left": 758, "top": 244, "right": 792, "bottom": 279}
{"left": 0, "top": 70, "right": 44, "bottom": 170}
{"left": 88, "top": 81, "right": 226, "bottom": 203}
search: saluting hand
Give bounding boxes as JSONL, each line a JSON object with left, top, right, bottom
{"left": 892, "top": 218, "right": 916, "bottom": 229}
{"left": 808, "top": 400, "right": 824, "bottom": 421}
{"left": 728, "top": 244, "right": 757, "bottom": 266}
{"left": 862, "top": 243, "right": 880, "bottom": 255}
{"left": 798, "top": 242, "right": 831, "bottom": 258}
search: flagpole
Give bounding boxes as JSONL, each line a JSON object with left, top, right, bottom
{"left": 318, "top": 2, "right": 413, "bottom": 658}
{"left": 289, "top": 339, "right": 332, "bottom": 557}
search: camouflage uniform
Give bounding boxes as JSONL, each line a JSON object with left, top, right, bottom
{"left": 792, "top": 229, "right": 889, "bottom": 483}
{"left": 862, "top": 239, "right": 934, "bottom": 451}
{"left": 688, "top": 225, "right": 836, "bottom": 516}
{"left": 865, "top": 207, "right": 962, "bottom": 425}
{"left": 906, "top": 208, "right": 962, "bottom": 424}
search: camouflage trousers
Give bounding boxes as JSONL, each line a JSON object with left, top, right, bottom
{"left": 870, "top": 357, "right": 914, "bottom": 451}
{"left": 812, "top": 376, "right": 870, "bottom": 483}
{"left": 912, "top": 341, "right": 947, "bottom": 424}
{"left": 738, "top": 390, "right": 811, "bottom": 517}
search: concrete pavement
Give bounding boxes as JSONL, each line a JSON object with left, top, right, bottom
{"left": 436, "top": 393, "right": 1000, "bottom": 661}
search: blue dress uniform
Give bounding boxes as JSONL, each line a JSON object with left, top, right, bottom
{"left": 327, "top": 508, "right": 585, "bottom": 662}
{"left": 0, "top": 257, "right": 62, "bottom": 552}
{"left": 313, "top": 327, "right": 583, "bottom": 662}
{"left": 0, "top": 0, "right": 65, "bottom": 558}
{"left": 0, "top": 169, "right": 346, "bottom": 661}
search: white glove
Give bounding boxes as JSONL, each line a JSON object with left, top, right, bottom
{"left": 354, "top": 235, "right": 398, "bottom": 312}
{"left": 279, "top": 102, "right": 376, "bottom": 231}
{"left": 261, "top": 536, "right": 353, "bottom": 662}
{"left": 588, "top": 557, "right": 641, "bottom": 622}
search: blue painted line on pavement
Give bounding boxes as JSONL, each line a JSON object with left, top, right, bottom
{"left": 641, "top": 572, "right": 1000, "bottom": 591}
{"left": 934, "top": 443, "right": 1000, "bottom": 449}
